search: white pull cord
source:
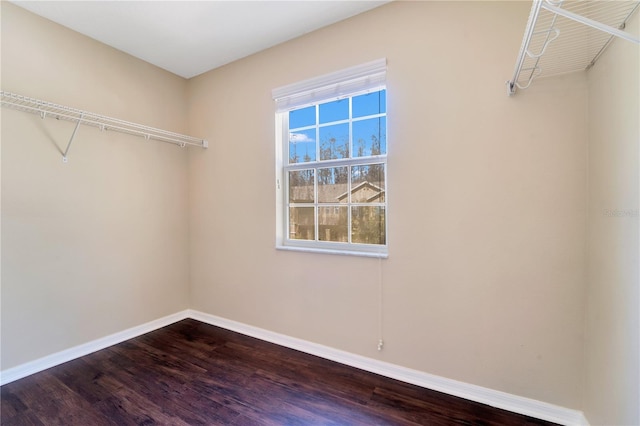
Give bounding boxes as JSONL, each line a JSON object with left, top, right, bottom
{"left": 377, "top": 256, "right": 384, "bottom": 351}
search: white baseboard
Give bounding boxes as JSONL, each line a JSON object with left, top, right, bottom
{"left": 0, "top": 310, "right": 190, "bottom": 386}
{"left": 1, "top": 309, "right": 589, "bottom": 426}
{"left": 188, "top": 309, "right": 589, "bottom": 426}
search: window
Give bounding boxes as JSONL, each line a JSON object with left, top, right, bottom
{"left": 273, "top": 59, "right": 387, "bottom": 257}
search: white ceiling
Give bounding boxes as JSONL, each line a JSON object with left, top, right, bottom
{"left": 12, "top": 1, "right": 389, "bottom": 79}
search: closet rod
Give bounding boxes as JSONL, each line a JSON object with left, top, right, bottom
{"left": 1, "top": 91, "right": 208, "bottom": 162}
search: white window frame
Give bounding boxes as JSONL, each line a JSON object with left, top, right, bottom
{"left": 273, "top": 59, "right": 388, "bottom": 258}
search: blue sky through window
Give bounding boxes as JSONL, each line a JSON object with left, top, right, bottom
{"left": 290, "top": 105, "right": 315, "bottom": 129}
{"left": 320, "top": 123, "right": 349, "bottom": 160}
{"left": 353, "top": 90, "right": 386, "bottom": 117}
{"left": 319, "top": 98, "right": 348, "bottom": 124}
{"left": 289, "top": 128, "right": 316, "bottom": 163}
{"left": 353, "top": 118, "right": 386, "bottom": 157}
{"left": 288, "top": 89, "right": 386, "bottom": 164}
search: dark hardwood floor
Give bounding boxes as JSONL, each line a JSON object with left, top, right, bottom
{"left": 1, "top": 319, "right": 557, "bottom": 425}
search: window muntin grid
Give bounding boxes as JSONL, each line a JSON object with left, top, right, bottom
{"left": 282, "top": 88, "right": 387, "bottom": 255}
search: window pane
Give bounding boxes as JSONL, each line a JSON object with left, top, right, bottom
{"left": 319, "top": 98, "right": 348, "bottom": 124}
{"left": 351, "top": 164, "right": 385, "bottom": 203}
{"left": 319, "top": 123, "right": 349, "bottom": 160}
{"left": 289, "top": 129, "right": 316, "bottom": 163}
{"left": 351, "top": 206, "right": 385, "bottom": 245}
{"left": 353, "top": 118, "right": 386, "bottom": 157}
{"left": 289, "top": 207, "right": 315, "bottom": 240}
{"left": 318, "top": 166, "right": 348, "bottom": 203}
{"left": 353, "top": 90, "right": 386, "bottom": 118}
{"left": 289, "top": 170, "right": 315, "bottom": 203}
{"left": 319, "top": 206, "right": 348, "bottom": 242}
{"left": 289, "top": 106, "right": 315, "bottom": 129}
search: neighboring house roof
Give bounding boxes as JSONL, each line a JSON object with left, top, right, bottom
{"left": 337, "top": 181, "right": 385, "bottom": 203}
{"left": 291, "top": 181, "right": 385, "bottom": 204}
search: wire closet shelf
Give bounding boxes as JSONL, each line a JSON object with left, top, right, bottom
{"left": 507, "top": 0, "right": 640, "bottom": 95}
{"left": 1, "top": 91, "right": 208, "bottom": 162}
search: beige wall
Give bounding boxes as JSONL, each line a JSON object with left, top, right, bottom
{"left": 585, "top": 10, "right": 640, "bottom": 426}
{"left": 9, "top": 1, "right": 636, "bottom": 419}
{"left": 1, "top": 3, "right": 190, "bottom": 369}
{"left": 188, "top": 1, "right": 587, "bottom": 409}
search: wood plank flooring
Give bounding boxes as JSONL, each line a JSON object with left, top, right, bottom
{"left": 1, "top": 319, "right": 557, "bottom": 425}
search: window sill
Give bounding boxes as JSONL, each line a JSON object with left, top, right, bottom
{"left": 275, "top": 244, "right": 388, "bottom": 259}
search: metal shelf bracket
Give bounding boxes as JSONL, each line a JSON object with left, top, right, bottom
{"left": 62, "top": 113, "right": 83, "bottom": 163}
